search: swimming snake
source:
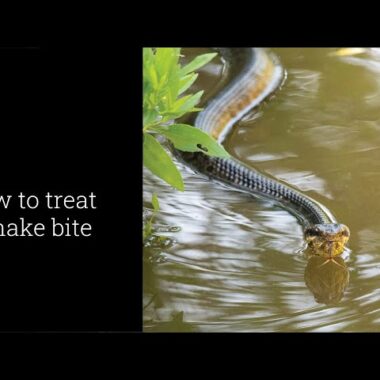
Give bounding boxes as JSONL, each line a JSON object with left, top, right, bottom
{"left": 177, "top": 48, "right": 350, "bottom": 257}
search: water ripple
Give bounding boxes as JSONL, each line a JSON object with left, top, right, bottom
{"left": 144, "top": 48, "right": 380, "bottom": 332}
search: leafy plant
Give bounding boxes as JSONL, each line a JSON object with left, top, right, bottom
{"left": 143, "top": 48, "right": 230, "bottom": 192}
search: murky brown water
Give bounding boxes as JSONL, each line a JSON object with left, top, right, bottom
{"left": 143, "top": 48, "right": 380, "bottom": 332}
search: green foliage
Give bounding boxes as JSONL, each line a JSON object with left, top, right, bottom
{"left": 143, "top": 47, "right": 230, "bottom": 192}
{"left": 143, "top": 48, "right": 217, "bottom": 129}
{"left": 143, "top": 48, "right": 230, "bottom": 240}
{"left": 143, "top": 133, "right": 184, "bottom": 191}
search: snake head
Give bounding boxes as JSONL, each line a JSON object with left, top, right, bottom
{"left": 304, "top": 223, "right": 350, "bottom": 257}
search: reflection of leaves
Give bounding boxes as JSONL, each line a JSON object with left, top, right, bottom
{"left": 144, "top": 310, "right": 198, "bottom": 332}
{"left": 304, "top": 256, "right": 349, "bottom": 305}
{"left": 151, "top": 193, "right": 160, "bottom": 212}
{"left": 143, "top": 202, "right": 180, "bottom": 244}
{"left": 144, "top": 234, "right": 175, "bottom": 250}
{"left": 143, "top": 207, "right": 180, "bottom": 263}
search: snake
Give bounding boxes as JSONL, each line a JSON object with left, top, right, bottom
{"left": 177, "top": 48, "right": 350, "bottom": 257}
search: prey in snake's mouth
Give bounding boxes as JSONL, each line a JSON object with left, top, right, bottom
{"left": 304, "top": 223, "right": 350, "bottom": 257}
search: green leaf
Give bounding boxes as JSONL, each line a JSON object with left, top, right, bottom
{"left": 148, "top": 65, "right": 159, "bottom": 89}
{"left": 167, "top": 65, "right": 180, "bottom": 107}
{"left": 166, "top": 91, "right": 204, "bottom": 119}
{"left": 143, "top": 108, "right": 160, "bottom": 128}
{"left": 143, "top": 48, "right": 154, "bottom": 67}
{"left": 178, "top": 73, "right": 198, "bottom": 95}
{"left": 155, "top": 48, "right": 179, "bottom": 77}
{"left": 143, "top": 48, "right": 155, "bottom": 105}
{"left": 155, "top": 48, "right": 173, "bottom": 77}
{"left": 170, "top": 94, "right": 192, "bottom": 112}
{"left": 180, "top": 53, "right": 217, "bottom": 76}
{"left": 155, "top": 124, "right": 230, "bottom": 158}
{"left": 143, "top": 133, "right": 184, "bottom": 191}
{"left": 177, "top": 91, "right": 203, "bottom": 113}
{"left": 155, "top": 48, "right": 181, "bottom": 107}
{"left": 151, "top": 193, "right": 160, "bottom": 211}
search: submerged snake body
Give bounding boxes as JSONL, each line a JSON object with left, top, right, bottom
{"left": 177, "top": 48, "right": 350, "bottom": 256}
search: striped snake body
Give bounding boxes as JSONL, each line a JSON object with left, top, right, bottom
{"left": 177, "top": 48, "right": 349, "bottom": 257}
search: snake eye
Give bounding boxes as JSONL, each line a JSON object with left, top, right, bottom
{"left": 305, "top": 228, "right": 320, "bottom": 237}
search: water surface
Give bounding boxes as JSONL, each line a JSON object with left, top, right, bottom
{"left": 143, "top": 48, "right": 380, "bottom": 332}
